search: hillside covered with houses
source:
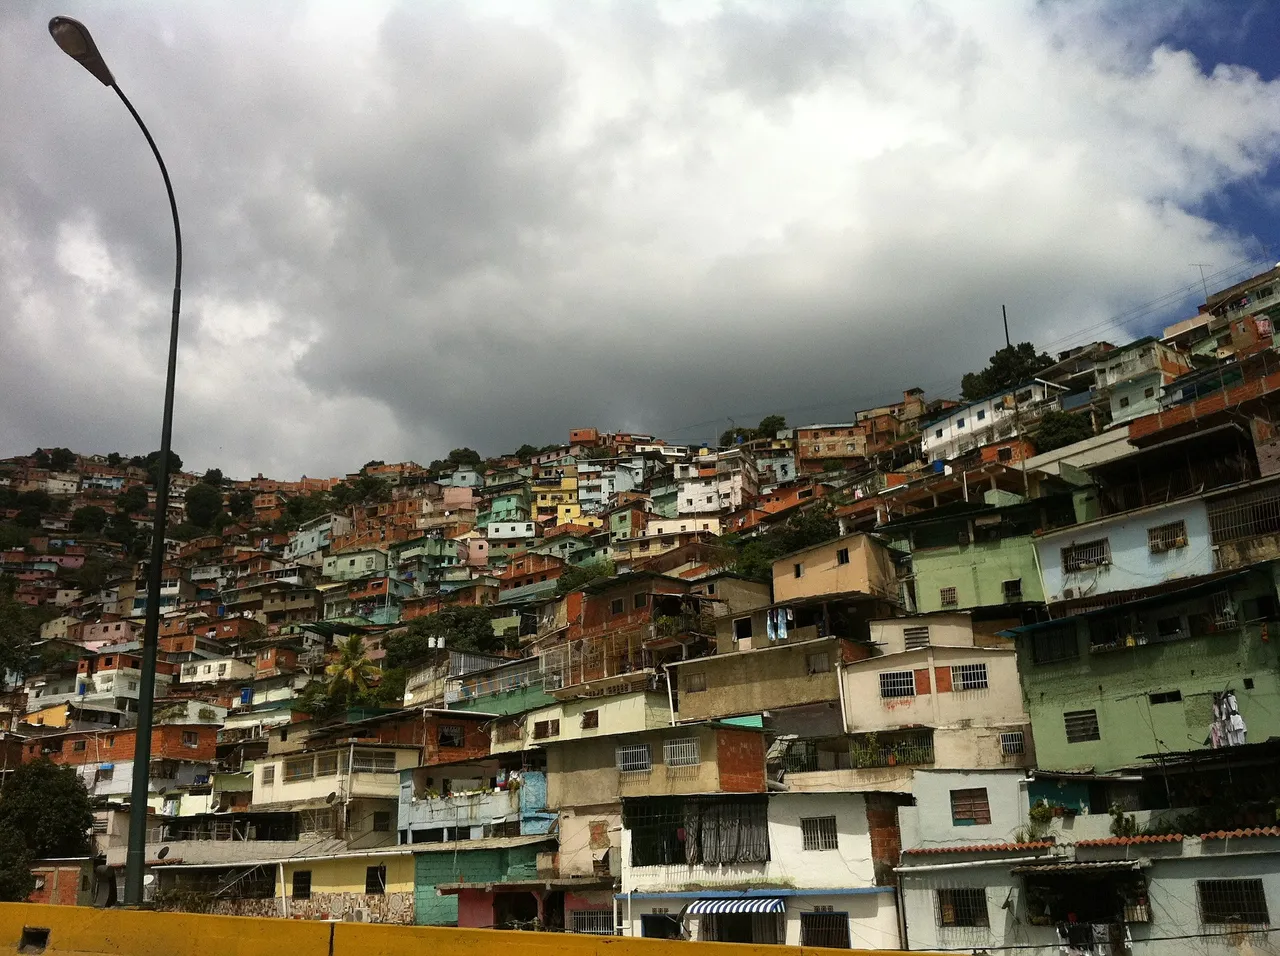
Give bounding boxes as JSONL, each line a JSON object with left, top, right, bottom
{"left": 3, "top": 263, "right": 1280, "bottom": 952}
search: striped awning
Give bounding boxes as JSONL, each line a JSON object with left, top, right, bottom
{"left": 687, "top": 897, "right": 785, "bottom": 915}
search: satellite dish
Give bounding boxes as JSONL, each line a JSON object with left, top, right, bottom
{"left": 143, "top": 874, "right": 156, "bottom": 886}
{"left": 157, "top": 846, "right": 170, "bottom": 860}
{"left": 325, "top": 792, "right": 338, "bottom": 805}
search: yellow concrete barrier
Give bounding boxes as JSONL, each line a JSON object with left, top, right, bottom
{"left": 0, "top": 903, "right": 938, "bottom": 956}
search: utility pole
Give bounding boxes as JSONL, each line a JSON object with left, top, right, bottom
{"left": 1002, "top": 305, "right": 1011, "bottom": 349}
{"left": 1191, "top": 264, "right": 1213, "bottom": 303}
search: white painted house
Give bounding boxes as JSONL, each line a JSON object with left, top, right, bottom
{"left": 922, "top": 380, "right": 1065, "bottom": 463}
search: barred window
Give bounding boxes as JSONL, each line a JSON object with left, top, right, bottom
{"left": 533, "top": 719, "right": 561, "bottom": 740}
{"left": 940, "top": 586, "right": 958, "bottom": 607}
{"left": 364, "top": 865, "right": 386, "bottom": 895}
{"left": 617, "top": 743, "right": 652, "bottom": 773}
{"left": 683, "top": 671, "right": 707, "bottom": 693}
{"left": 438, "top": 724, "right": 466, "bottom": 748}
{"left": 1003, "top": 578, "right": 1023, "bottom": 602}
{"left": 291, "top": 870, "right": 311, "bottom": 900}
{"left": 353, "top": 750, "right": 397, "bottom": 773}
{"left": 800, "top": 816, "right": 838, "bottom": 851}
{"left": 315, "top": 752, "right": 338, "bottom": 777}
{"left": 663, "top": 737, "right": 700, "bottom": 767}
{"left": 569, "top": 910, "right": 615, "bottom": 935}
{"left": 999, "top": 731, "right": 1025, "bottom": 756}
{"left": 950, "top": 788, "right": 991, "bottom": 826}
{"left": 937, "top": 888, "right": 989, "bottom": 927}
{"left": 806, "top": 651, "right": 831, "bottom": 675}
{"left": 1148, "top": 521, "right": 1188, "bottom": 554}
{"left": 1064, "top": 709, "right": 1101, "bottom": 743}
{"left": 879, "top": 671, "right": 916, "bottom": 698}
{"left": 1197, "top": 879, "right": 1269, "bottom": 925}
{"left": 581, "top": 709, "right": 599, "bottom": 729}
{"left": 1062, "top": 539, "right": 1111, "bottom": 572}
{"left": 284, "top": 756, "right": 313, "bottom": 781}
{"left": 800, "top": 912, "right": 850, "bottom": 948}
{"left": 260, "top": 765, "right": 275, "bottom": 785}
{"left": 1031, "top": 625, "right": 1078, "bottom": 664}
{"left": 903, "top": 626, "right": 930, "bottom": 650}
{"left": 951, "top": 663, "right": 989, "bottom": 691}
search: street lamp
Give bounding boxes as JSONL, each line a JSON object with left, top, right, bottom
{"left": 49, "top": 15, "right": 183, "bottom": 908}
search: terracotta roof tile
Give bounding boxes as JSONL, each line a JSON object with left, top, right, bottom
{"left": 1201, "top": 827, "right": 1280, "bottom": 840}
{"left": 902, "top": 840, "right": 1055, "bottom": 856}
{"left": 1074, "top": 834, "right": 1183, "bottom": 847}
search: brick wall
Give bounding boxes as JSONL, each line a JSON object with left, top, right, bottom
{"left": 715, "top": 729, "right": 766, "bottom": 792}
{"left": 28, "top": 864, "right": 86, "bottom": 906}
{"left": 865, "top": 793, "right": 908, "bottom": 887}
{"left": 23, "top": 724, "right": 218, "bottom": 765}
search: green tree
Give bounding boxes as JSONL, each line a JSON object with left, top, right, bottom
{"left": 324, "top": 635, "right": 379, "bottom": 702}
{"left": 0, "top": 598, "right": 43, "bottom": 685}
{"left": 0, "top": 759, "right": 93, "bottom": 858}
{"left": 331, "top": 475, "right": 390, "bottom": 507}
{"left": 143, "top": 450, "right": 183, "bottom": 487}
{"left": 0, "top": 525, "right": 29, "bottom": 550}
{"left": 105, "top": 452, "right": 123, "bottom": 467}
{"left": 70, "top": 506, "right": 109, "bottom": 534}
{"left": 116, "top": 485, "right": 149, "bottom": 516}
{"left": 200, "top": 468, "right": 224, "bottom": 486}
{"left": 555, "top": 559, "right": 615, "bottom": 596}
{"left": 447, "top": 448, "right": 482, "bottom": 468}
{"left": 727, "top": 503, "right": 840, "bottom": 581}
{"left": 227, "top": 490, "right": 256, "bottom": 521}
{"left": 32, "top": 450, "right": 50, "bottom": 469}
{"left": 513, "top": 444, "right": 540, "bottom": 462}
{"left": 48, "top": 448, "right": 76, "bottom": 471}
{"left": 960, "top": 342, "right": 1054, "bottom": 401}
{"left": 105, "top": 512, "right": 137, "bottom": 550}
{"left": 166, "top": 523, "right": 204, "bottom": 542}
{"left": 361, "top": 460, "right": 386, "bottom": 472}
{"left": 756, "top": 414, "right": 787, "bottom": 437}
{"left": 384, "top": 607, "right": 502, "bottom": 667}
{"left": 1033, "top": 410, "right": 1095, "bottom": 453}
{"left": 0, "top": 829, "right": 34, "bottom": 902}
{"left": 70, "top": 556, "right": 113, "bottom": 595}
{"left": 184, "top": 482, "right": 224, "bottom": 529}
{"left": 16, "top": 491, "right": 52, "bottom": 513}
{"left": 14, "top": 508, "right": 43, "bottom": 529}
{"left": 719, "top": 426, "right": 754, "bottom": 446}
{"left": 280, "top": 492, "right": 335, "bottom": 530}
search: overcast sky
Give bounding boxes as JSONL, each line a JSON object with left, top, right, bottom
{"left": 2, "top": 1, "right": 1279, "bottom": 479}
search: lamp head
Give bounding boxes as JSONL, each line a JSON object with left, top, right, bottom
{"left": 49, "top": 16, "right": 115, "bottom": 86}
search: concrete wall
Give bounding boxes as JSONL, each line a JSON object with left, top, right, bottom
{"left": 675, "top": 640, "right": 841, "bottom": 722}
{"left": 909, "top": 535, "right": 1042, "bottom": 612}
{"left": 491, "top": 692, "right": 669, "bottom": 754}
{"left": 1036, "top": 498, "right": 1212, "bottom": 603}
{"left": 868, "top": 613, "right": 975, "bottom": 653}
{"left": 899, "top": 770, "right": 1026, "bottom": 850}
{"left": 772, "top": 535, "right": 896, "bottom": 604}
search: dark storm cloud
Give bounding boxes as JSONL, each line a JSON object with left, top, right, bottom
{"left": 1, "top": 1, "right": 1279, "bottom": 477}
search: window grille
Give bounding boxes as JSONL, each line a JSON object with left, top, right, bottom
{"left": 999, "top": 731, "right": 1025, "bottom": 756}
{"left": 260, "top": 765, "right": 275, "bottom": 785}
{"left": 683, "top": 671, "right": 707, "bottom": 693}
{"left": 937, "top": 888, "right": 989, "bottom": 927}
{"left": 1148, "top": 520, "right": 1188, "bottom": 553}
{"left": 663, "top": 737, "right": 700, "bottom": 768}
{"left": 806, "top": 651, "right": 831, "bottom": 674}
{"left": 801, "top": 816, "right": 838, "bottom": 851}
{"left": 1197, "top": 879, "right": 1270, "bottom": 925}
{"left": 1064, "top": 709, "right": 1101, "bottom": 743}
{"left": 533, "top": 719, "right": 560, "bottom": 740}
{"left": 950, "top": 788, "right": 991, "bottom": 825}
{"left": 1212, "top": 591, "right": 1238, "bottom": 629}
{"left": 939, "top": 586, "right": 958, "bottom": 607}
{"left": 951, "top": 663, "right": 989, "bottom": 691}
{"left": 284, "top": 756, "right": 313, "bottom": 781}
{"left": 353, "top": 750, "right": 397, "bottom": 773}
{"left": 365, "top": 865, "right": 386, "bottom": 895}
{"left": 879, "top": 671, "right": 916, "bottom": 698}
{"left": 298, "top": 809, "right": 335, "bottom": 833}
{"left": 315, "top": 752, "right": 338, "bottom": 777}
{"left": 372, "top": 811, "right": 391, "bottom": 832}
{"left": 438, "top": 724, "right": 466, "bottom": 748}
{"left": 903, "top": 626, "right": 930, "bottom": 650}
{"left": 1003, "top": 579, "right": 1023, "bottom": 602}
{"left": 1031, "top": 625, "right": 1078, "bottom": 664}
{"left": 1062, "top": 539, "right": 1111, "bottom": 572}
{"left": 617, "top": 743, "right": 652, "bottom": 773}
{"left": 569, "top": 910, "right": 615, "bottom": 935}
{"left": 496, "top": 720, "right": 523, "bottom": 743}
{"left": 291, "top": 871, "right": 311, "bottom": 900}
{"left": 849, "top": 729, "right": 934, "bottom": 768}
{"left": 800, "top": 913, "right": 850, "bottom": 948}
{"left": 1149, "top": 690, "right": 1182, "bottom": 704}
{"left": 581, "top": 709, "right": 599, "bottom": 729}
{"left": 1207, "top": 485, "right": 1280, "bottom": 545}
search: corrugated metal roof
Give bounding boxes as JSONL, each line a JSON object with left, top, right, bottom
{"left": 903, "top": 841, "right": 1055, "bottom": 856}
{"left": 1201, "top": 827, "right": 1280, "bottom": 840}
{"left": 1074, "top": 834, "right": 1183, "bottom": 847}
{"left": 1011, "top": 860, "right": 1143, "bottom": 875}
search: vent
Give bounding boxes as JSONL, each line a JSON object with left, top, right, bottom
{"left": 999, "top": 731, "right": 1025, "bottom": 756}
{"left": 903, "top": 626, "right": 930, "bottom": 650}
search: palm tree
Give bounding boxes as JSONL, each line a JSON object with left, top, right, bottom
{"left": 324, "top": 635, "right": 377, "bottom": 701}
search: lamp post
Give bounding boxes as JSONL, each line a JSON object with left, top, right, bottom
{"left": 49, "top": 16, "right": 183, "bottom": 907}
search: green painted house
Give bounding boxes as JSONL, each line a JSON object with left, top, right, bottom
{"left": 414, "top": 837, "right": 549, "bottom": 925}
{"left": 1008, "top": 568, "right": 1280, "bottom": 773}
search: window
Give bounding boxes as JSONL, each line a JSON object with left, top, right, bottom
{"left": 284, "top": 756, "right": 314, "bottom": 781}
{"left": 73, "top": 740, "right": 87, "bottom": 752}
{"left": 1032, "top": 624, "right": 1078, "bottom": 664}
{"left": 610, "top": 598, "right": 625, "bottom": 615}
{"left": 291, "top": 871, "right": 311, "bottom": 900}
{"left": 937, "top": 888, "right": 989, "bottom": 927}
{"left": 806, "top": 651, "right": 831, "bottom": 674}
{"left": 533, "top": 719, "right": 560, "bottom": 740}
{"left": 365, "top": 865, "right": 386, "bottom": 895}
{"left": 733, "top": 617, "right": 753, "bottom": 641}
{"left": 879, "top": 671, "right": 916, "bottom": 698}
{"left": 935, "top": 428, "right": 943, "bottom": 438}
{"left": 1144, "top": 386, "right": 1155, "bottom": 399}
{"left": 836, "top": 547, "right": 850, "bottom": 565}
{"left": 801, "top": 816, "right": 839, "bottom": 851}
{"left": 1119, "top": 396, "right": 1130, "bottom": 409}
{"left": 260, "top": 765, "right": 275, "bottom": 785}
{"left": 950, "top": 788, "right": 991, "bottom": 826}
{"left": 1148, "top": 521, "right": 1188, "bottom": 553}
{"left": 683, "top": 671, "right": 707, "bottom": 693}
{"left": 794, "top": 563, "right": 804, "bottom": 578}
{"left": 976, "top": 409, "right": 986, "bottom": 421}
{"left": 903, "top": 626, "right": 930, "bottom": 650}
{"left": 372, "top": 811, "right": 391, "bottom": 832}
{"left": 800, "top": 913, "right": 850, "bottom": 948}
{"left": 939, "top": 586, "right": 958, "bottom": 608}
{"left": 999, "top": 731, "right": 1025, "bottom": 756}
{"left": 1150, "top": 690, "right": 1182, "bottom": 704}
{"left": 438, "top": 724, "right": 465, "bottom": 748}
{"left": 128, "top": 681, "right": 138, "bottom": 691}
{"left": 1002, "top": 578, "right": 1022, "bottom": 602}
{"left": 1197, "top": 879, "right": 1269, "bottom": 925}
{"left": 616, "top": 743, "right": 651, "bottom": 773}
{"left": 315, "top": 752, "right": 339, "bottom": 777}
{"left": 352, "top": 750, "right": 397, "bottom": 773}
{"left": 997, "top": 446, "right": 1013, "bottom": 462}
{"left": 570, "top": 910, "right": 615, "bottom": 935}
{"left": 664, "top": 737, "right": 700, "bottom": 767}
{"left": 581, "top": 709, "right": 599, "bottom": 729}
{"left": 1062, "top": 539, "right": 1111, "bottom": 572}
{"left": 951, "top": 663, "right": 988, "bottom": 691}
{"left": 1064, "top": 709, "right": 1101, "bottom": 743}
{"left": 956, "top": 417, "right": 965, "bottom": 428}
{"left": 642, "top": 914, "right": 682, "bottom": 939}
